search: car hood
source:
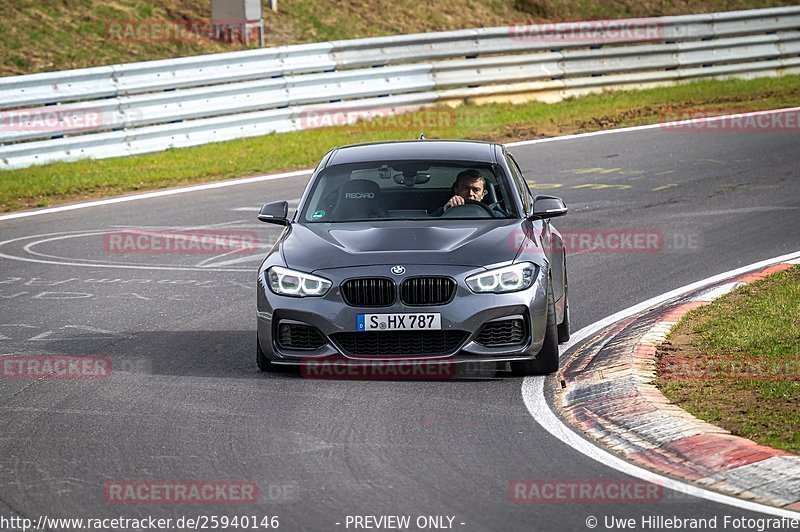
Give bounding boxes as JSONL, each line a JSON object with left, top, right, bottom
{"left": 282, "top": 220, "right": 527, "bottom": 271}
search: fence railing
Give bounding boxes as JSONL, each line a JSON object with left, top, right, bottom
{"left": 1, "top": 7, "right": 799, "bottom": 169}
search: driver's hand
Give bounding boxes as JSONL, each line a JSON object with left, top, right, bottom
{"left": 444, "top": 195, "right": 465, "bottom": 211}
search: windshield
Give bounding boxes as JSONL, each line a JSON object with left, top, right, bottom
{"left": 300, "top": 161, "right": 518, "bottom": 223}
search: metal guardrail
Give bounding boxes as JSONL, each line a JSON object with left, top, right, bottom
{"left": 1, "top": 7, "right": 799, "bottom": 169}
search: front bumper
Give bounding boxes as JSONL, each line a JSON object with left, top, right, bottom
{"left": 257, "top": 264, "right": 550, "bottom": 365}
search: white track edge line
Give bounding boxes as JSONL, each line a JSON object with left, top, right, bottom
{"left": 522, "top": 249, "right": 800, "bottom": 518}
{"left": 3, "top": 107, "right": 799, "bottom": 223}
{"left": 505, "top": 106, "right": 800, "bottom": 147}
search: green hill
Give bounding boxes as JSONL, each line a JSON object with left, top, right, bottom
{"left": 1, "top": 0, "right": 796, "bottom": 76}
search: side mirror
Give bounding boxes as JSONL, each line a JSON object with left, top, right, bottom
{"left": 258, "top": 201, "right": 290, "bottom": 225}
{"left": 530, "top": 195, "right": 567, "bottom": 220}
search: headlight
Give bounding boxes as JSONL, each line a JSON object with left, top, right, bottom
{"left": 267, "top": 266, "right": 331, "bottom": 297}
{"left": 466, "top": 262, "right": 538, "bottom": 294}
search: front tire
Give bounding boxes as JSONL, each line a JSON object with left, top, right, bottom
{"left": 511, "top": 279, "right": 560, "bottom": 376}
{"left": 557, "top": 266, "right": 570, "bottom": 344}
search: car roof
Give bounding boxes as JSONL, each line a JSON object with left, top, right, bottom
{"left": 327, "top": 140, "right": 500, "bottom": 166}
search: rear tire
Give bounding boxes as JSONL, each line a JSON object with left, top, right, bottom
{"left": 511, "top": 279, "right": 560, "bottom": 376}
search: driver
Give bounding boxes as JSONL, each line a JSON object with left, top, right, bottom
{"left": 432, "top": 169, "right": 506, "bottom": 217}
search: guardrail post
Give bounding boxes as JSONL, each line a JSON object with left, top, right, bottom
{"left": 211, "top": 0, "right": 264, "bottom": 45}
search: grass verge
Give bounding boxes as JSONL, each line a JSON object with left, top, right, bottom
{"left": 1, "top": 74, "right": 799, "bottom": 212}
{"left": 656, "top": 265, "right": 800, "bottom": 454}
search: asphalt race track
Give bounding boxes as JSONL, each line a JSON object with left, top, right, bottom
{"left": 1, "top": 113, "right": 799, "bottom": 531}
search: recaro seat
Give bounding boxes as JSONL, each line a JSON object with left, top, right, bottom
{"left": 332, "top": 179, "right": 388, "bottom": 220}
{"left": 484, "top": 180, "right": 498, "bottom": 206}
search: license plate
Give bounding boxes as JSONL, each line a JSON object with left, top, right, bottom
{"left": 357, "top": 313, "right": 441, "bottom": 331}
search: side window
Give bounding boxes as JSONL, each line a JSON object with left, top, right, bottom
{"left": 506, "top": 154, "right": 532, "bottom": 215}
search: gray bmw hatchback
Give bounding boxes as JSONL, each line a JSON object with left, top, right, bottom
{"left": 256, "top": 139, "right": 569, "bottom": 376}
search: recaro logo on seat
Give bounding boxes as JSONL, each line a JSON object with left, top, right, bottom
{"left": 345, "top": 192, "right": 375, "bottom": 199}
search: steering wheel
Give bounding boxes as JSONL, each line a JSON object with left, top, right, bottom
{"left": 440, "top": 199, "right": 495, "bottom": 218}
